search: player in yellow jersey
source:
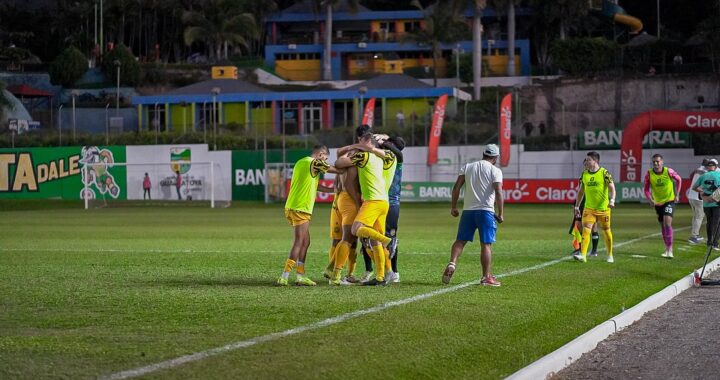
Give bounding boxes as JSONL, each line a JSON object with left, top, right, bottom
{"left": 324, "top": 152, "right": 362, "bottom": 285}
{"left": 277, "top": 145, "right": 339, "bottom": 286}
{"left": 335, "top": 125, "right": 392, "bottom": 285}
{"left": 573, "top": 151, "right": 616, "bottom": 263}
{"left": 643, "top": 154, "right": 682, "bottom": 258}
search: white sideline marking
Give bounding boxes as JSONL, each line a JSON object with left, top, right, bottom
{"left": 100, "top": 229, "right": 681, "bottom": 380}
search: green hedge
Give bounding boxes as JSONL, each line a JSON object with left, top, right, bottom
{"left": 551, "top": 37, "right": 617, "bottom": 76}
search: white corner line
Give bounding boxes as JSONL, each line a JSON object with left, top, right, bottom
{"left": 101, "top": 229, "right": 679, "bottom": 380}
{"left": 507, "top": 231, "right": 717, "bottom": 380}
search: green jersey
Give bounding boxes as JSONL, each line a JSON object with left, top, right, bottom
{"left": 351, "top": 151, "right": 388, "bottom": 201}
{"left": 381, "top": 150, "right": 397, "bottom": 194}
{"left": 580, "top": 167, "right": 613, "bottom": 211}
{"left": 284, "top": 156, "right": 330, "bottom": 214}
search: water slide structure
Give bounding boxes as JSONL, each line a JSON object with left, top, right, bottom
{"left": 596, "top": 0, "right": 643, "bottom": 33}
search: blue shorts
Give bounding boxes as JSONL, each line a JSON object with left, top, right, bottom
{"left": 456, "top": 210, "right": 497, "bottom": 244}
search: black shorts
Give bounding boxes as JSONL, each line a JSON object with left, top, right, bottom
{"left": 654, "top": 201, "right": 675, "bottom": 222}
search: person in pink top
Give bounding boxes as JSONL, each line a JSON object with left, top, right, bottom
{"left": 142, "top": 173, "right": 151, "bottom": 200}
{"left": 643, "top": 154, "right": 682, "bottom": 258}
{"left": 175, "top": 170, "right": 183, "bottom": 200}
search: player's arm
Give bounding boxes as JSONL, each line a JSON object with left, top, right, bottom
{"left": 344, "top": 167, "right": 362, "bottom": 207}
{"left": 668, "top": 168, "right": 682, "bottom": 202}
{"left": 334, "top": 155, "right": 354, "bottom": 169}
{"left": 643, "top": 171, "right": 654, "bottom": 204}
{"left": 493, "top": 181, "right": 504, "bottom": 223}
{"left": 318, "top": 184, "right": 334, "bottom": 193}
{"left": 382, "top": 141, "right": 403, "bottom": 163}
{"left": 608, "top": 180, "right": 616, "bottom": 208}
{"left": 450, "top": 175, "right": 465, "bottom": 217}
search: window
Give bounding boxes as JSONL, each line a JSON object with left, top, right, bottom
{"left": 148, "top": 106, "right": 166, "bottom": 132}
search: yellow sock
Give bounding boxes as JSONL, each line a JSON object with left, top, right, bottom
{"left": 572, "top": 226, "right": 582, "bottom": 250}
{"left": 334, "top": 241, "right": 351, "bottom": 271}
{"left": 283, "top": 258, "right": 296, "bottom": 274}
{"left": 347, "top": 245, "right": 357, "bottom": 276}
{"left": 357, "top": 226, "right": 391, "bottom": 246}
{"left": 603, "top": 229, "right": 613, "bottom": 257}
{"left": 580, "top": 227, "right": 591, "bottom": 258}
{"left": 372, "top": 245, "right": 386, "bottom": 281}
{"left": 384, "top": 247, "right": 392, "bottom": 273}
{"left": 326, "top": 245, "right": 337, "bottom": 272}
{"left": 296, "top": 260, "right": 305, "bottom": 275}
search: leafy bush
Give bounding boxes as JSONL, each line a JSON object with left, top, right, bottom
{"left": 49, "top": 46, "right": 87, "bottom": 87}
{"left": 551, "top": 37, "right": 617, "bottom": 76}
{"left": 102, "top": 45, "right": 141, "bottom": 86}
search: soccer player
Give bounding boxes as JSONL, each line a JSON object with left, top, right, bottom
{"left": 694, "top": 159, "right": 720, "bottom": 251}
{"left": 570, "top": 160, "right": 600, "bottom": 257}
{"left": 324, "top": 151, "right": 362, "bottom": 285}
{"left": 335, "top": 125, "right": 392, "bottom": 286}
{"left": 277, "top": 145, "right": 338, "bottom": 286}
{"left": 573, "top": 151, "right": 616, "bottom": 263}
{"left": 643, "top": 154, "right": 682, "bottom": 258}
{"left": 375, "top": 133, "right": 405, "bottom": 283}
{"left": 442, "top": 144, "right": 504, "bottom": 286}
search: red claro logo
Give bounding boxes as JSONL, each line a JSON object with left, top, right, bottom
{"left": 503, "top": 180, "right": 578, "bottom": 202}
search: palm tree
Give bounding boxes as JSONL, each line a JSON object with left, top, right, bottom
{"left": 183, "top": 0, "right": 258, "bottom": 61}
{"left": 404, "top": 0, "right": 469, "bottom": 87}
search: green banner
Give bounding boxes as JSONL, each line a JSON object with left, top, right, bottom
{"left": 232, "top": 149, "right": 310, "bottom": 201}
{"left": 400, "top": 182, "right": 456, "bottom": 202}
{"left": 616, "top": 182, "right": 648, "bottom": 203}
{"left": 0, "top": 146, "right": 127, "bottom": 200}
{"left": 578, "top": 129, "right": 691, "bottom": 150}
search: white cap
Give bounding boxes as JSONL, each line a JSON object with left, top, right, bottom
{"left": 484, "top": 144, "right": 500, "bottom": 157}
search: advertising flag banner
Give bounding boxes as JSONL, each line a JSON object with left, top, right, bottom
{"left": 499, "top": 93, "right": 512, "bottom": 167}
{"left": 427, "top": 94, "right": 449, "bottom": 166}
{"left": 361, "top": 97, "right": 376, "bottom": 128}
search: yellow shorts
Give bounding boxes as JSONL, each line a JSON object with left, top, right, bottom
{"left": 582, "top": 208, "right": 611, "bottom": 230}
{"left": 330, "top": 192, "right": 359, "bottom": 239}
{"left": 355, "top": 200, "right": 389, "bottom": 235}
{"left": 285, "top": 209, "right": 311, "bottom": 226}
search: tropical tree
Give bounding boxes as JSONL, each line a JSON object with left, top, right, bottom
{"left": 49, "top": 46, "right": 88, "bottom": 87}
{"left": 102, "top": 44, "right": 141, "bottom": 86}
{"left": 695, "top": 2, "right": 720, "bottom": 73}
{"left": 404, "top": 0, "right": 470, "bottom": 87}
{"left": 527, "top": 0, "right": 591, "bottom": 73}
{"left": 182, "top": 0, "right": 258, "bottom": 62}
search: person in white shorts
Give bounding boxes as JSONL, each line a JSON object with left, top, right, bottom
{"left": 687, "top": 159, "right": 711, "bottom": 244}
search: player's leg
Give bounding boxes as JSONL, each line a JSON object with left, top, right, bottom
{"left": 661, "top": 202, "right": 674, "bottom": 257}
{"left": 478, "top": 210, "right": 500, "bottom": 286}
{"left": 295, "top": 224, "right": 317, "bottom": 286}
{"left": 279, "top": 212, "right": 310, "bottom": 285}
{"left": 443, "top": 210, "right": 475, "bottom": 284}
{"left": 597, "top": 211, "right": 613, "bottom": 262}
{"left": 330, "top": 224, "right": 355, "bottom": 284}
{"left": 352, "top": 200, "right": 391, "bottom": 246}
{"left": 385, "top": 204, "right": 400, "bottom": 279}
{"left": 590, "top": 223, "right": 599, "bottom": 256}
{"left": 577, "top": 210, "right": 597, "bottom": 262}
{"left": 689, "top": 198, "right": 705, "bottom": 243}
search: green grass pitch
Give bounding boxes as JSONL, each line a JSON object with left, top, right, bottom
{"left": 0, "top": 202, "right": 712, "bottom": 379}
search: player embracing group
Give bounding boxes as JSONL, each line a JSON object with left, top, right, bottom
{"left": 277, "top": 124, "right": 405, "bottom": 286}
{"left": 276, "top": 124, "right": 720, "bottom": 287}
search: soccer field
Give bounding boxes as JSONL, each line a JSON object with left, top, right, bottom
{"left": 0, "top": 202, "right": 711, "bottom": 379}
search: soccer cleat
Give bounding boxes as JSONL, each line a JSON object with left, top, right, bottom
{"left": 442, "top": 263, "right": 456, "bottom": 284}
{"left": 295, "top": 276, "right": 317, "bottom": 286}
{"left": 572, "top": 252, "right": 586, "bottom": 263}
{"left": 714, "top": 245, "right": 720, "bottom": 251}
{"left": 323, "top": 268, "right": 333, "bottom": 279}
{"left": 571, "top": 249, "right": 580, "bottom": 256}
{"left": 329, "top": 278, "right": 354, "bottom": 286}
{"left": 360, "top": 271, "right": 374, "bottom": 283}
{"left": 661, "top": 251, "right": 673, "bottom": 259}
{"left": 688, "top": 236, "right": 703, "bottom": 244}
{"left": 344, "top": 275, "right": 360, "bottom": 283}
{"left": 480, "top": 275, "right": 501, "bottom": 287}
{"left": 361, "top": 278, "right": 386, "bottom": 286}
{"left": 276, "top": 277, "right": 289, "bottom": 286}
{"left": 392, "top": 272, "right": 400, "bottom": 283}
{"left": 384, "top": 271, "right": 398, "bottom": 284}
{"left": 589, "top": 250, "right": 598, "bottom": 257}
{"left": 606, "top": 255, "right": 614, "bottom": 263}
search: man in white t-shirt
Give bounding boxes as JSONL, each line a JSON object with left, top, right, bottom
{"left": 442, "top": 144, "right": 505, "bottom": 286}
{"left": 687, "top": 158, "right": 711, "bottom": 244}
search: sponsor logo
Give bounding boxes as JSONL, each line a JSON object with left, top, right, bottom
{"left": 170, "top": 147, "right": 191, "bottom": 174}
{"left": 621, "top": 149, "right": 639, "bottom": 182}
{"left": 0, "top": 152, "right": 81, "bottom": 192}
{"left": 686, "top": 115, "right": 720, "bottom": 128}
